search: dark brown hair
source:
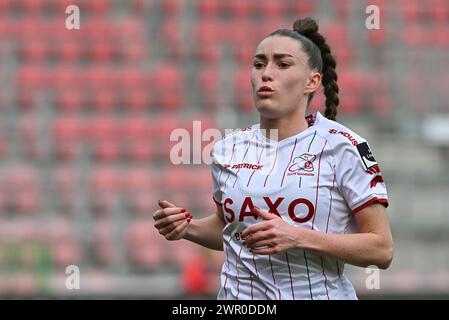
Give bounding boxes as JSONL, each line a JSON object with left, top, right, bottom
{"left": 268, "top": 17, "right": 339, "bottom": 121}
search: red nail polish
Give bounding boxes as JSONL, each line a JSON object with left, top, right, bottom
{"left": 185, "top": 213, "right": 190, "bottom": 217}
{"left": 181, "top": 208, "right": 186, "bottom": 213}
{"left": 187, "top": 218, "right": 191, "bottom": 223}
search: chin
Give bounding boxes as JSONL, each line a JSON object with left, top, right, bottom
{"left": 255, "top": 104, "right": 281, "bottom": 119}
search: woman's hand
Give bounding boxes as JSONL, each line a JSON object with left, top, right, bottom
{"left": 241, "top": 207, "right": 304, "bottom": 255}
{"left": 153, "top": 200, "right": 192, "bottom": 241}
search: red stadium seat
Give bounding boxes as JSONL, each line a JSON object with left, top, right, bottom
{"left": 58, "top": 40, "right": 82, "bottom": 61}
{"left": 234, "top": 70, "right": 254, "bottom": 111}
{"left": 14, "top": 191, "right": 41, "bottom": 215}
{"left": 122, "top": 42, "right": 148, "bottom": 62}
{"left": 88, "top": 116, "right": 119, "bottom": 141}
{"left": 89, "top": 167, "right": 122, "bottom": 193}
{"left": 198, "top": 66, "right": 219, "bottom": 100}
{"left": 127, "top": 220, "right": 165, "bottom": 268}
{"left": 126, "top": 140, "right": 153, "bottom": 162}
{"left": 257, "top": 0, "right": 283, "bottom": 18}
{"left": 196, "top": 0, "right": 221, "bottom": 16}
{"left": 92, "top": 139, "right": 122, "bottom": 162}
{"left": 162, "top": 0, "right": 184, "bottom": 16}
{"left": 128, "top": 191, "right": 156, "bottom": 216}
{"left": 52, "top": 240, "right": 81, "bottom": 267}
{"left": 125, "top": 90, "right": 151, "bottom": 112}
{"left": 18, "top": 40, "right": 47, "bottom": 61}
{"left": 121, "top": 117, "right": 153, "bottom": 141}
{"left": 89, "top": 40, "right": 116, "bottom": 61}
{"left": 92, "top": 88, "right": 117, "bottom": 111}
{"left": 94, "top": 220, "right": 116, "bottom": 265}
{"left": 55, "top": 89, "right": 84, "bottom": 112}
{"left": 226, "top": 0, "right": 251, "bottom": 17}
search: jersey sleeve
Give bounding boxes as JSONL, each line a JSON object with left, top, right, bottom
{"left": 334, "top": 139, "right": 389, "bottom": 214}
{"left": 210, "top": 142, "right": 223, "bottom": 205}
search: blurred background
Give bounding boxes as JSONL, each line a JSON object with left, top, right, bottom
{"left": 0, "top": 0, "right": 448, "bottom": 299}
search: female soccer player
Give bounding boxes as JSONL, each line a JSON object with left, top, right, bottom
{"left": 153, "top": 17, "right": 393, "bottom": 300}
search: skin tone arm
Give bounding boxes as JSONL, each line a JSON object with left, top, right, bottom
{"left": 241, "top": 203, "right": 394, "bottom": 269}
{"left": 153, "top": 200, "right": 225, "bottom": 251}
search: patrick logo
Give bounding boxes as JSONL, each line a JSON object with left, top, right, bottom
{"left": 288, "top": 153, "right": 316, "bottom": 173}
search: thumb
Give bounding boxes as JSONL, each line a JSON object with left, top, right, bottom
{"left": 253, "top": 206, "right": 275, "bottom": 220}
{"left": 158, "top": 199, "right": 176, "bottom": 209}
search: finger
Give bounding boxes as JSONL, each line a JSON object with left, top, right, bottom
{"left": 250, "top": 247, "right": 275, "bottom": 255}
{"left": 165, "top": 218, "right": 190, "bottom": 240}
{"left": 243, "top": 230, "right": 271, "bottom": 247}
{"left": 153, "top": 207, "right": 186, "bottom": 220}
{"left": 241, "top": 222, "right": 269, "bottom": 239}
{"left": 155, "top": 211, "right": 191, "bottom": 229}
{"left": 159, "top": 219, "right": 185, "bottom": 235}
{"left": 253, "top": 206, "right": 276, "bottom": 221}
{"left": 158, "top": 199, "right": 176, "bottom": 209}
{"left": 247, "top": 239, "right": 274, "bottom": 250}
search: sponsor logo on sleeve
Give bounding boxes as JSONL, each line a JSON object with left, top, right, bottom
{"left": 356, "top": 142, "right": 378, "bottom": 170}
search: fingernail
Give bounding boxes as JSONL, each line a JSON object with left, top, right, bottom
{"left": 187, "top": 218, "right": 191, "bottom": 223}
{"left": 185, "top": 213, "right": 190, "bottom": 218}
{"left": 181, "top": 208, "right": 186, "bottom": 213}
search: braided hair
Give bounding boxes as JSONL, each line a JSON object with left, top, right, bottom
{"left": 268, "top": 17, "right": 339, "bottom": 121}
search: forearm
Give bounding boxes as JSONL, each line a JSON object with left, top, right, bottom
{"left": 299, "top": 229, "right": 393, "bottom": 269}
{"left": 183, "top": 214, "right": 225, "bottom": 251}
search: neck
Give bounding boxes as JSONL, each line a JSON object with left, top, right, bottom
{"left": 259, "top": 107, "right": 310, "bottom": 141}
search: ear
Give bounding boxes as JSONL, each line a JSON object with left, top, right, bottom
{"left": 304, "top": 71, "right": 321, "bottom": 94}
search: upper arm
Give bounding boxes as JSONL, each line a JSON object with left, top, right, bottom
{"left": 354, "top": 203, "right": 393, "bottom": 245}
{"left": 215, "top": 202, "right": 225, "bottom": 225}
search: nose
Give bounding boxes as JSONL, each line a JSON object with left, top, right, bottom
{"left": 261, "top": 62, "right": 275, "bottom": 82}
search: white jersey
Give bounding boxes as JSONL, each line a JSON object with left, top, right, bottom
{"left": 210, "top": 111, "right": 389, "bottom": 300}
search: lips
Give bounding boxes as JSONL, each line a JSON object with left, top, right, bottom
{"left": 257, "top": 86, "right": 274, "bottom": 92}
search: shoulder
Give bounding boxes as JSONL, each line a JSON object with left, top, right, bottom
{"left": 315, "top": 116, "right": 367, "bottom": 150}
{"left": 211, "top": 124, "right": 256, "bottom": 160}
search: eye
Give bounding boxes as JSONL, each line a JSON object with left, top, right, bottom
{"left": 253, "top": 62, "right": 265, "bottom": 69}
{"left": 279, "top": 62, "right": 290, "bottom": 68}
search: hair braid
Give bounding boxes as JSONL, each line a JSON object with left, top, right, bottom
{"left": 293, "top": 18, "right": 339, "bottom": 121}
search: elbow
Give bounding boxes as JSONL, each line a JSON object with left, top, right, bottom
{"left": 377, "top": 242, "right": 394, "bottom": 270}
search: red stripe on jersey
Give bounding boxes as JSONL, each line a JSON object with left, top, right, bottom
{"left": 370, "top": 176, "right": 384, "bottom": 188}
{"left": 223, "top": 244, "right": 230, "bottom": 299}
{"left": 312, "top": 140, "right": 328, "bottom": 230}
{"left": 250, "top": 274, "right": 254, "bottom": 300}
{"left": 247, "top": 144, "right": 265, "bottom": 187}
{"left": 236, "top": 246, "right": 243, "bottom": 299}
{"left": 232, "top": 138, "right": 252, "bottom": 188}
{"left": 285, "top": 252, "right": 295, "bottom": 300}
{"left": 320, "top": 256, "right": 330, "bottom": 300}
{"left": 280, "top": 138, "right": 298, "bottom": 188}
{"left": 325, "top": 170, "right": 336, "bottom": 233}
{"left": 264, "top": 145, "right": 278, "bottom": 187}
{"left": 268, "top": 255, "right": 282, "bottom": 299}
{"left": 224, "top": 144, "right": 237, "bottom": 187}
{"left": 352, "top": 197, "right": 389, "bottom": 214}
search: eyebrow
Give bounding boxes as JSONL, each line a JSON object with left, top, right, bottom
{"left": 253, "top": 53, "right": 295, "bottom": 60}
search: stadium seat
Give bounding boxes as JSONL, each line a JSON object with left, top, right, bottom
{"left": 55, "top": 89, "right": 84, "bottom": 112}
{"left": 196, "top": 0, "right": 221, "bottom": 16}
{"left": 125, "top": 90, "right": 151, "bottom": 112}
{"left": 52, "top": 240, "right": 81, "bottom": 267}
{"left": 126, "top": 140, "right": 153, "bottom": 162}
{"left": 127, "top": 220, "right": 165, "bottom": 268}
{"left": 92, "top": 139, "right": 122, "bottom": 162}
{"left": 88, "top": 116, "right": 119, "bottom": 141}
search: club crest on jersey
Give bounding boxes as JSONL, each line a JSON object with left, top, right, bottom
{"left": 357, "top": 142, "right": 377, "bottom": 170}
{"left": 287, "top": 153, "right": 316, "bottom": 176}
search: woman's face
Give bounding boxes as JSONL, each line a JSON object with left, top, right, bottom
{"left": 251, "top": 35, "right": 320, "bottom": 119}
